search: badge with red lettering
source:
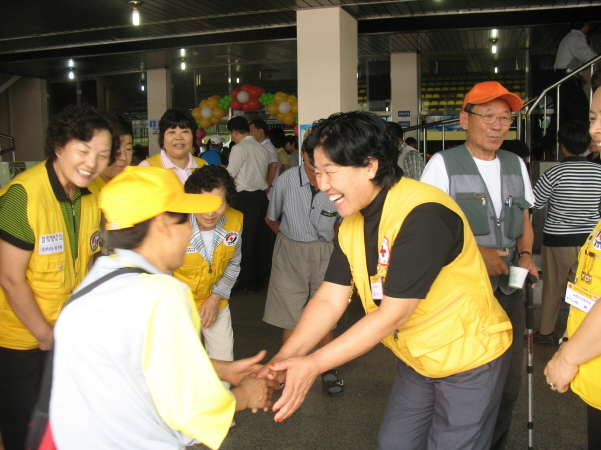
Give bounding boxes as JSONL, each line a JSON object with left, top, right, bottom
{"left": 224, "top": 231, "right": 239, "bottom": 246}
{"left": 594, "top": 229, "right": 601, "bottom": 251}
{"left": 378, "top": 237, "right": 390, "bottom": 266}
{"left": 90, "top": 231, "right": 100, "bottom": 251}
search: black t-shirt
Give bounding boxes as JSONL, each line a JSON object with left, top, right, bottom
{"left": 324, "top": 186, "right": 464, "bottom": 300}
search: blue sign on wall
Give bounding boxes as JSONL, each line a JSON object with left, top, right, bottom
{"left": 397, "top": 111, "right": 411, "bottom": 118}
{"left": 398, "top": 121, "right": 411, "bottom": 128}
{"left": 149, "top": 120, "right": 157, "bottom": 128}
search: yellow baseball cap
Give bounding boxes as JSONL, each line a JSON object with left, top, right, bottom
{"left": 99, "top": 166, "right": 222, "bottom": 230}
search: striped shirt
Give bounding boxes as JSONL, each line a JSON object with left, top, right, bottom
{"left": 268, "top": 165, "right": 340, "bottom": 242}
{"left": 189, "top": 213, "right": 242, "bottom": 300}
{"left": 533, "top": 156, "right": 601, "bottom": 246}
{"left": 0, "top": 160, "right": 86, "bottom": 260}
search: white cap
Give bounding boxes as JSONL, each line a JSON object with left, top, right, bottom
{"left": 209, "top": 135, "right": 224, "bottom": 145}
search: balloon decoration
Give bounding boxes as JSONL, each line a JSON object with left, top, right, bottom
{"left": 229, "top": 84, "right": 265, "bottom": 113}
{"left": 195, "top": 128, "right": 207, "bottom": 147}
{"left": 267, "top": 92, "right": 298, "bottom": 125}
{"left": 192, "top": 95, "right": 227, "bottom": 129}
{"left": 190, "top": 87, "right": 298, "bottom": 129}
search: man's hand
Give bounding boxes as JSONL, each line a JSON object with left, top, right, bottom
{"left": 518, "top": 254, "right": 539, "bottom": 288}
{"left": 199, "top": 294, "right": 221, "bottom": 328}
{"left": 267, "top": 355, "right": 321, "bottom": 422}
{"left": 478, "top": 246, "right": 509, "bottom": 276}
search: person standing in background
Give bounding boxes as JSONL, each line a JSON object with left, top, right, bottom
{"left": 554, "top": 20, "right": 598, "bottom": 125}
{"left": 139, "top": 109, "right": 206, "bottom": 183}
{"left": 226, "top": 116, "right": 270, "bottom": 295}
{"left": 533, "top": 121, "right": 601, "bottom": 345}
{"left": 421, "top": 81, "right": 538, "bottom": 450}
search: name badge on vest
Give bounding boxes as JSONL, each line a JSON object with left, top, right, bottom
{"left": 39, "top": 233, "right": 64, "bottom": 255}
{"left": 320, "top": 210, "right": 336, "bottom": 217}
{"left": 565, "top": 282, "right": 599, "bottom": 314}
{"left": 224, "top": 232, "right": 239, "bottom": 246}
{"left": 593, "top": 229, "right": 601, "bottom": 251}
{"left": 185, "top": 245, "right": 197, "bottom": 254}
{"left": 370, "top": 274, "right": 384, "bottom": 300}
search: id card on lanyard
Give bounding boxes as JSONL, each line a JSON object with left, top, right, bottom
{"left": 372, "top": 237, "right": 390, "bottom": 301}
{"left": 565, "top": 282, "right": 599, "bottom": 314}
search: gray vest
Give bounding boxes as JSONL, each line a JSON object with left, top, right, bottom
{"left": 442, "top": 144, "right": 530, "bottom": 294}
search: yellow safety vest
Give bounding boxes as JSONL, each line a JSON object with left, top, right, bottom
{"left": 145, "top": 153, "right": 206, "bottom": 174}
{"left": 0, "top": 162, "right": 100, "bottom": 349}
{"left": 567, "top": 220, "right": 601, "bottom": 409}
{"left": 338, "top": 178, "right": 512, "bottom": 378}
{"left": 172, "top": 208, "right": 243, "bottom": 311}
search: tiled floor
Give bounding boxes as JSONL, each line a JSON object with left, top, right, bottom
{"left": 194, "top": 274, "right": 588, "bottom": 450}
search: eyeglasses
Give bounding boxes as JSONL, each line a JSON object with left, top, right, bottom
{"left": 465, "top": 110, "right": 514, "bottom": 126}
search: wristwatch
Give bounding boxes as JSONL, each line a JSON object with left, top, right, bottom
{"left": 518, "top": 251, "right": 532, "bottom": 258}
{"left": 558, "top": 337, "right": 569, "bottom": 345}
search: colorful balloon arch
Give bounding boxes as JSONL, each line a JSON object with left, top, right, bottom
{"left": 193, "top": 85, "right": 299, "bottom": 129}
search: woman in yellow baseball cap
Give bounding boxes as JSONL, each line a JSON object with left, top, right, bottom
{"left": 49, "top": 166, "right": 272, "bottom": 450}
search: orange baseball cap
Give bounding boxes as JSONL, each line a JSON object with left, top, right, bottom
{"left": 99, "top": 166, "right": 222, "bottom": 230}
{"left": 463, "top": 81, "right": 523, "bottom": 112}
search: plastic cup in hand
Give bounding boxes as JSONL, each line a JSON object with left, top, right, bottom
{"left": 508, "top": 265, "right": 529, "bottom": 289}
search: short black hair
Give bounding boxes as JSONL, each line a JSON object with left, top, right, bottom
{"left": 303, "top": 111, "right": 403, "bottom": 189}
{"left": 571, "top": 20, "right": 588, "bottom": 30}
{"left": 249, "top": 118, "right": 268, "bottom": 132}
{"left": 158, "top": 109, "right": 197, "bottom": 148}
{"left": 558, "top": 120, "right": 591, "bottom": 155}
{"left": 104, "top": 212, "right": 188, "bottom": 252}
{"left": 267, "top": 128, "right": 286, "bottom": 148}
{"left": 227, "top": 116, "right": 250, "bottom": 134}
{"left": 284, "top": 135, "right": 298, "bottom": 149}
{"left": 45, "top": 104, "right": 118, "bottom": 164}
{"left": 184, "top": 165, "right": 237, "bottom": 208}
{"left": 405, "top": 137, "right": 417, "bottom": 147}
{"left": 386, "top": 122, "right": 404, "bottom": 142}
{"left": 503, "top": 140, "right": 530, "bottom": 160}
{"left": 105, "top": 110, "right": 134, "bottom": 139}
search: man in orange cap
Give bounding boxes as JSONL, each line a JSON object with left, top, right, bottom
{"left": 421, "top": 81, "right": 538, "bottom": 450}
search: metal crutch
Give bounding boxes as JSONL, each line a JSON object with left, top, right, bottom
{"left": 525, "top": 273, "right": 538, "bottom": 450}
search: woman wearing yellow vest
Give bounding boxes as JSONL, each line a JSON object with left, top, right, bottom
{"left": 93, "top": 111, "right": 134, "bottom": 189}
{"left": 544, "top": 86, "right": 601, "bottom": 449}
{"left": 0, "top": 105, "right": 116, "bottom": 450}
{"left": 173, "top": 165, "right": 242, "bottom": 391}
{"left": 139, "top": 108, "right": 206, "bottom": 183}
{"left": 259, "top": 111, "right": 512, "bottom": 449}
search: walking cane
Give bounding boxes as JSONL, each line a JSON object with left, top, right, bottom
{"left": 525, "top": 274, "right": 538, "bottom": 450}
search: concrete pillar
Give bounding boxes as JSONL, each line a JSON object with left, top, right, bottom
{"left": 8, "top": 78, "right": 47, "bottom": 161}
{"left": 390, "top": 53, "right": 419, "bottom": 140}
{"left": 146, "top": 69, "right": 171, "bottom": 156}
{"left": 297, "top": 7, "right": 357, "bottom": 128}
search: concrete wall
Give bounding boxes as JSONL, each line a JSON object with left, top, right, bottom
{"left": 8, "top": 78, "right": 47, "bottom": 161}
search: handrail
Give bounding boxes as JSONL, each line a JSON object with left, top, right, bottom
{"left": 401, "top": 53, "right": 600, "bottom": 162}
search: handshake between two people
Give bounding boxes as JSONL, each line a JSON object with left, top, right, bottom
{"left": 218, "top": 350, "right": 320, "bottom": 421}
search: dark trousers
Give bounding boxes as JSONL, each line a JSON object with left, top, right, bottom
{"left": 490, "top": 288, "right": 525, "bottom": 450}
{"left": 588, "top": 404, "right": 601, "bottom": 449}
{"left": 378, "top": 352, "right": 510, "bottom": 450}
{"left": 236, "top": 190, "right": 269, "bottom": 290}
{"left": 558, "top": 75, "right": 590, "bottom": 126}
{"left": 0, "top": 347, "right": 47, "bottom": 450}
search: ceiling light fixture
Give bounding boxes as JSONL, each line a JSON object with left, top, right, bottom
{"left": 492, "top": 44, "right": 497, "bottom": 54}
{"left": 128, "top": 1, "right": 142, "bottom": 26}
{"left": 68, "top": 71, "right": 75, "bottom": 80}
{"left": 180, "top": 49, "right": 186, "bottom": 57}
{"left": 494, "top": 67, "right": 498, "bottom": 73}
{"left": 181, "top": 61, "right": 186, "bottom": 71}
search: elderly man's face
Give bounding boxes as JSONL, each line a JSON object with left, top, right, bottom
{"left": 460, "top": 99, "right": 512, "bottom": 159}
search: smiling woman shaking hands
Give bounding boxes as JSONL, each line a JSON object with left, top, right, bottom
{"left": 0, "top": 105, "right": 117, "bottom": 450}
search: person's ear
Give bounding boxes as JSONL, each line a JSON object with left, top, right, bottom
{"left": 459, "top": 111, "right": 469, "bottom": 131}
{"left": 366, "top": 157, "right": 379, "bottom": 180}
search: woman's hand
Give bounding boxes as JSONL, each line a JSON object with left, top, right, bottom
{"left": 544, "top": 345, "right": 579, "bottom": 393}
{"left": 199, "top": 294, "right": 221, "bottom": 328}
{"left": 268, "top": 355, "right": 321, "bottom": 422}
